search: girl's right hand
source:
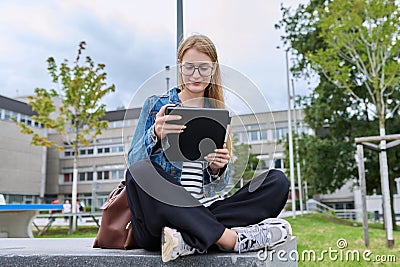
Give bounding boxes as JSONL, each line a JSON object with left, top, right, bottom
{"left": 154, "top": 104, "right": 186, "bottom": 140}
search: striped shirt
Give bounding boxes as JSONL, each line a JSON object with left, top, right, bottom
{"left": 180, "top": 161, "right": 223, "bottom": 207}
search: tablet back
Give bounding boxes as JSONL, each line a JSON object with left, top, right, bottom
{"left": 165, "top": 107, "right": 231, "bottom": 162}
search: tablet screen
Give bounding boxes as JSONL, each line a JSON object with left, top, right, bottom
{"left": 164, "top": 107, "right": 231, "bottom": 162}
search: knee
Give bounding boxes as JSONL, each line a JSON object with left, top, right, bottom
{"left": 269, "top": 169, "right": 290, "bottom": 193}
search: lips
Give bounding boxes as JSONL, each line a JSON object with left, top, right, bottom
{"left": 191, "top": 82, "right": 202, "bottom": 86}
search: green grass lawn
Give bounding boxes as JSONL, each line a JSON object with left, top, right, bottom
{"left": 33, "top": 213, "right": 399, "bottom": 266}
{"left": 33, "top": 225, "right": 99, "bottom": 238}
{"left": 285, "top": 213, "right": 400, "bottom": 266}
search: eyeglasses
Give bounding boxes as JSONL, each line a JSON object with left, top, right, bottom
{"left": 180, "top": 63, "right": 214, "bottom": 77}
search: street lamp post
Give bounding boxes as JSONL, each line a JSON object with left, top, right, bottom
{"left": 165, "top": 65, "right": 170, "bottom": 91}
{"left": 286, "top": 50, "right": 296, "bottom": 219}
{"left": 177, "top": 0, "right": 183, "bottom": 50}
{"left": 292, "top": 79, "right": 303, "bottom": 216}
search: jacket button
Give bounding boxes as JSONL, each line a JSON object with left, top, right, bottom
{"left": 171, "top": 170, "right": 176, "bottom": 174}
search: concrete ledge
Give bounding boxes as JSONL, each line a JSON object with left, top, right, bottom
{"left": 0, "top": 237, "right": 297, "bottom": 266}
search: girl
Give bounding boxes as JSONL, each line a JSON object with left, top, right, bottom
{"left": 126, "top": 34, "right": 291, "bottom": 263}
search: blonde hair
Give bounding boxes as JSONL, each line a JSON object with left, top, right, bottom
{"left": 177, "top": 34, "right": 232, "bottom": 154}
{"left": 177, "top": 34, "right": 224, "bottom": 109}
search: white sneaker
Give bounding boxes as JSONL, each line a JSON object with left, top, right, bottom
{"left": 161, "top": 227, "right": 196, "bottom": 262}
{"left": 232, "top": 218, "right": 292, "bottom": 253}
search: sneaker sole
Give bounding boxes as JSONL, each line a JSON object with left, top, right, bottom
{"left": 161, "top": 227, "right": 179, "bottom": 262}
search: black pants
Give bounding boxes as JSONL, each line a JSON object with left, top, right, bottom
{"left": 125, "top": 159, "right": 289, "bottom": 251}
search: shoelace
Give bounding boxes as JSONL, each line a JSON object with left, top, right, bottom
{"left": 179, "top": 241, "right": 196, "bottom": 256}
{"left": 237, "top": 224, "right": 271, "bottom": 254}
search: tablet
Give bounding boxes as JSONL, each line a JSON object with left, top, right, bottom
{"left": 164, "top": 106, "right": 231, "bottom": 162}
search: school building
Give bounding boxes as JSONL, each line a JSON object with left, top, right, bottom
{"left": 3, "top": 93, "right": 399, "bottom": 219}
{"left": 1, "top": 94, "right": 314, "bottom": 209}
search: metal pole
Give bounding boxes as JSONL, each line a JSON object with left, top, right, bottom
{"left": 165, "top": 65, "right": 170, "bottom": 91}
{"left": 357, "top": 144, "right": 369, "bottom": 247}
{"left": 304, "top": 181, "right": 308, "bottom": 202}
{"left": 292, "top": 80, "right": 303, "bottom": 216}
{"left": 303, "top": 158, "right": 308, "bottom": 204}
{"left": 177, "top": 0, "right": 183, "bottom": 51}
{"left": 378, "top": 129, "right": 394, "bottom": 247}
{"left": 286, "top": 50, "right": 296, "bottom": 218}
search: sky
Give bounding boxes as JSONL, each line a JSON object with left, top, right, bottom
{"left": 0, "top": 0, "right": 311, "bottom": 113}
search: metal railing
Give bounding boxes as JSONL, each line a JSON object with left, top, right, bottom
{"left": 306, "top": 199, "right": 358, "bottom": 220}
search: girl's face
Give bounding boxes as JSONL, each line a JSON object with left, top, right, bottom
{"left": 179, "top": 48, "right": 214, "bottom": 96}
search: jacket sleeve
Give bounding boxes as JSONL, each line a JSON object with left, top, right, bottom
{"left": 127, "top": 97, "right": 158, "bottom": 166}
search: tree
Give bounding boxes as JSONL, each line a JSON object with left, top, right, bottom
{"left": 278, "top": 0, "right": 400, "bottom": 243}
{"left": 308, "top": 0, "right": 400, "bottom": 131}
{"left": 230, "top": 136, "right": 265, "bottom": 188}
{"left": 278, "top": 0, "right": 400, "bottom": 192}
{"left": 18, "top": 42, "right": 115, "bottom": 231}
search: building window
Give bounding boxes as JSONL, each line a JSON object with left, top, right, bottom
{"left": 274, "top": 159, "right": 284, "bottom": 169}
{"left": 97, "top": 170, "right": 123, "bottom": 180}
{"left": 78, "top": 172, "right": 94, "bottom": 182}
{"left": 249, "top": 131, "right": 259, "bottom": 141}
{"left": 97, "top": 164, "right": 125, "bottom": 181}
{"left": 108, "top": 120, "right": 124, "bottom": 128}
{"left": 3, "top": 194, "right": 39, "bottom": 204}
{"left": 97, "top": 171, "right": 109, "bottom": 180}
{"left": 246, "top": 124, "right": 261, "bottom": 130}
{"left": 61, "top": 167, "right": 93, "bottom": 183}
{"left": 4, "top": 110, "right": 12, "bottom": 120}
{"left": 273, "top": 128, "right": 288, "bottom": 140}
{"left": 274, "top": 121, "right": 288, "bottom": 128}
{"left": 261, "top": 130, "right": 268, "bottom": 140}
{"left": 64, "top": 173, "right": 71, "bottom": 182}
{"left": 64, "top": 151, "right": 74, "bottom": 157}
{"left": 63, "top": 147, "right": 94, "bottom": 158}
{"left": 97, "top": 145, "right": 123, "bottom": 154}
{"left": 111, "top": 146, "right": 124, "bottom": 153}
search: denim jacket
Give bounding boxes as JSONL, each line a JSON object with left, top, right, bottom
{"left": 127, "top": 87, "right": 230, "bottom": 195}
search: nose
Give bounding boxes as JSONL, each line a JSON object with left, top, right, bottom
{"left": 192, "top": 67, "right": 201, "bottom": 78}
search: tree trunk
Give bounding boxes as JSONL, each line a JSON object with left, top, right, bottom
{"left": 39, "top": 128, "right": 48, "bottom": 203}
{"left": 71, "top": 149, "right": 78, "bottom": 232}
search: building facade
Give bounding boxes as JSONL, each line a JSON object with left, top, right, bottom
{"left": 1, "top": 95, "right": 309, "bottom": 208}
{"left": 0, "top": 95, "right": 46, "bottom": 204}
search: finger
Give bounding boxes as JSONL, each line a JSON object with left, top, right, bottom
{"left": 155, "top": 116, "right": 184, "bottom": 131}
{"left": 157, "top": 124, "right": 186, "bottom": 138}
{"left": 207, "top": 151, "right": 230, "bottom": 161}
{"left": 157, "top": 104, "right": 178, "bottom": 118}
{"left": 204, "top": 155, "right": 229, "bottom": 164}
{"left": 156, "top": 105, "right": 168, "bottom": 118}
{"left": 164, "top": 114, "right": 183, "bottom": 122}
{"left": 161, "top": 123, "right": 186, "bottom": 131}
{"left": 214, "top": 148, "right": 229, "bottom": 154}
{"left": 208, "top": 160, "right": 227, "bottom": 170}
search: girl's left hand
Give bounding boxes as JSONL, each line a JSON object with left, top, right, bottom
{"left": 204, "top": 144, "right": 230, "bottom": 175}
